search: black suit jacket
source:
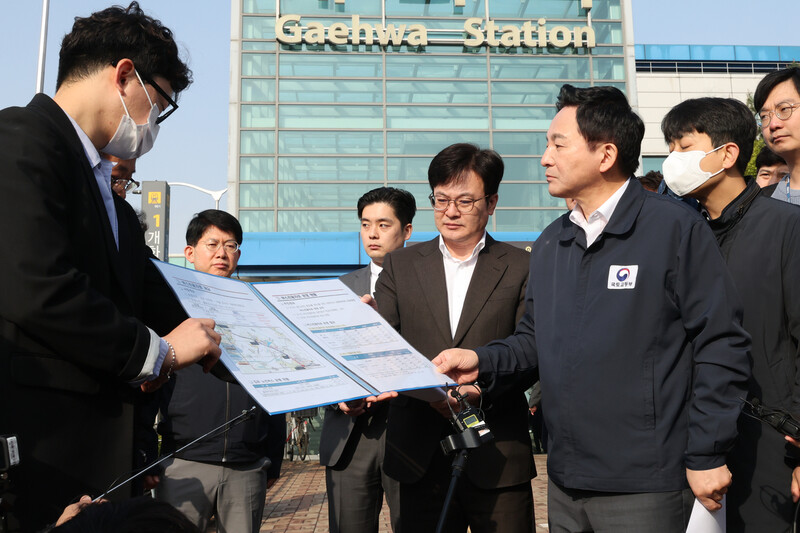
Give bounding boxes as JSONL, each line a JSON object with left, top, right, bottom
{"left": 375, "top": 236, "right": 535, "bottom": 489}
{"left": 0, "top": 94, "right": 185, "bottom": 530}
{"left": 320, "top": 265, "right": 372, "bottom": 466}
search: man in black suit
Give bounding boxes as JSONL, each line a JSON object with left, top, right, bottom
{"left": 375, "top": 144, "right": 535, "bottom": 532}
{"left": 321, "top": 187, "right": 415, "bottom": 533}
{"left": 0, "top": 4, "right": 221, "bottom": 530}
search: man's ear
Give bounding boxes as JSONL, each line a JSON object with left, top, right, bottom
{"left": 598, "top": 143, "right": 619, "bottom": 173}
{"left": 720, "top": 143, "right": 741, "bottom": 172}
{"left": 403, "top": 223, "right": 413, "bottom": 242}
{"left": 184, "top": 245, "right": 196, "bottom": 265}
{"left": 114, "top": 59, "right": 136, "bottom": 94}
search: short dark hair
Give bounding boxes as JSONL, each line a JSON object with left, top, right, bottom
{"left": 661, "top": 97, "right": 757, "bottom": 176}
{"left": 638, "top": 170, "right": 663, "bottom": 192}
{"left": 356, "top": 187, "right": 416, "bottom": 227}
{"left": 56, "top": 2, "right": 192, "bottom": 96}
{"left": 754, "top": 67, "right": 800, "bottom": 112}
{"left": 556, "top": 84, "right": 644, "bottom": 177}
{"left": 428, "top": 143, "right": 504, "bottom": 196}
{"left": 755, "top": 145, "right": 787, "bottom": 170}
{"left": 186, "top": 210, "right": 243, "bottom": 246}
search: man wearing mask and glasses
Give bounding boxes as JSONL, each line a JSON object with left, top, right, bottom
{"left": 372, "top": 143, "right": 535, "bottom": 533}
{"left": 0, "top": 4, "right": 221, "bottom": 531}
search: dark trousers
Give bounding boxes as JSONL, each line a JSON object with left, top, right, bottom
{"left": 326, "top": 407, "right": 398, "bottom": 533}
{"left": 390, "top": 450, "right": 534, "bottom": 533}
{"left": 547, "top": 479, "right": 694, "bottom": 533}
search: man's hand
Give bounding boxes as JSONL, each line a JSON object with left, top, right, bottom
{"left": 143, "top": 474, "right": 160, "bottom": 490}
{"left": 361, "top": 294, "right": 378, "bottom": 311}
{"left": 786, "top": 435, "right": 800, "bottom": 449}
{"left": 363, "top": 391, "right": 399, "bottom": 404}
{"left": 431, "top": 349, "right": 480, "bottom": 384}
{"left": 339, "top": 399, "right": 367, "bottom": 417}
{"left": 55, "top": 495, "right": 94, "bottom": 526}
{"left": 430, "top": 385, "right": 482, "bottom": 418}
{"left": 686, "top": 465, "right": 732, "bottom": 511}
{"left": 791, "top": 466, "right": 800, "bottom": 502}
{"left": 164, "top": 318, "right": 222, "bottom": 373}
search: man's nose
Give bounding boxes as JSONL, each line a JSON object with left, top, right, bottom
{"left": 444, "top": 200, "right": 460, "bottom": 217}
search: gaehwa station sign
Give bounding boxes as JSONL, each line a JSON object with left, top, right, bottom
{"left": 276, "top": 0, "right": 596, "bottom": 50}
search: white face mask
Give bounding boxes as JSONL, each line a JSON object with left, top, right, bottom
{"left": 102, "top": 70, "right": 160, "bottom": 160}
{"left": 662, "top": 146, "right": 725, "bottom": 197}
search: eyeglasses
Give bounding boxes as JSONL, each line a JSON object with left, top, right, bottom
{"left": 429, "top": 193, "right": 491, "bottom": 213}
{"left": 756, "top": 102, "right": 800, "bottom": 128}
{"left": 200, "top": 240, "right": 240, "bottom": 254}
{"left": 141, "top": 75, "right": 178, "bottom": 124}
{"left": 111, "top": 177, "right": 140, "bottom": 193}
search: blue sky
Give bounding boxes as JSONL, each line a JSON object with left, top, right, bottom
{"left": 0, "top": 1, "right": 794, "bottom": 253}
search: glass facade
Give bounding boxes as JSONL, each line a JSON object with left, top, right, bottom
{"left": 231, "top": 0, "right": 629, "bottom": 233}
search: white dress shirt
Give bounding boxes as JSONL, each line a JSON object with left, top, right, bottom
{"left": 569, "top": 179, "right": 630, "bottom": 247}
{"left": 369, "top": 261, "right": 382, "bottom": 297}
{"left": 439, "top": 233, "right": 487, "bottom": 339}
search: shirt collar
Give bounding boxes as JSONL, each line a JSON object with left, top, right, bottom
{"left": 369, "top": 260, "right": 383, "bottom": 278}
{"left": 569, "top": 179, "right": 630, "bottom": 227}
{"left": 65, "top": 113, "right": 103, "bottom": 170}
{"left": 438, "top": 232, "right": 487, "bottom": 263}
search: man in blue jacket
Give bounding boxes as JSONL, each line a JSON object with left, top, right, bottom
{"left": 433, "top": 85, "right": 751, "bottom": 532}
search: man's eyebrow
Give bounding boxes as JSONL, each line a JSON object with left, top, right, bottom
{"left": 549, "top": 132, "right": 567, "bottom": 141}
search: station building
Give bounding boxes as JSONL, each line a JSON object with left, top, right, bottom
{"left": 219, "top": 0, "right": 798, "bottom": 276}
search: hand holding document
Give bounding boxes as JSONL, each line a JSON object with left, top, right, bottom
{"left": 153, "top": 261, "right": 450, "bottom": 413}
{"left": 686, "top": 496, "right": 725, "bottom": 533}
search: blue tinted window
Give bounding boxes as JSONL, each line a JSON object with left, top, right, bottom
{"left": 385, "top": 0, "right": 485, "bottom": 17}
{"left": 502, "top": 157, "right": 545, "bottom": 180}
{"left": 242, "top": 54, "right": 276, "bottom": 76}
{"left": 279, "top": 0, "right": 381, "bottom": 15}
{"left": 240, "top": 211, "right": 275, "bottom": 232}
{"left": 386, "top": 55, "right": 487, "bottom": 78}
{"left": 243, "top": 0, "right": 276, "bottom": 14}
{"left": 279, "top": 157, "right": 384, "bottom": 181}
{"left": 243, "top": 16, "right": 276, "bottom": 39}
{"left": 592, "top": 57, "right": 624, "bottom": 80}
{"left": 498, "top": 183, "right": 562, "bottom": 208}
{"left": 493, "top": 131, "right": 547, "bottom": 156}
{"left": 240, "top": 157, "right": 275, "bottom": 181}
{"left": 387, "top": 80, "right": 488, "bottom": 104}
{"left": 242, "top": 42, "right": 277, "bottom": 51}
{"left": 279, "top": 80, "right": 383, "bottom": 103}
{"left": 279, "top": 184, "right": 373, "bottom": 208}
{"left": 489, "top": 0, "right": 580, "bottom": 18}
{"left": 642, "top": 156, "right": 665, "bottom": 174}
{"left": 387, "top": 157, "right": 431, "bottom": 181}
{"left": 387, "top": 131, "right": 490, "bottom": 155}
{"left": 241, "top": 131, "right": 276, "bottom": 154}
{"left": 492, "top": 81, "right": 590, "bottom": 105}
{"left": 242, "top": 79, "right": 276, "bottom": 101}
{"left": 591, "top": 0, "right": 622, "bottom": 19}
{"left": 241, "top": 105, "right": 276, "bottom": 128}
{"left": 279, "top": 54, "right": 383, "bottom": 77}
{"left": 492, "top": 107, "right": 554, "bottom": 130}
{"left": 279, "top": 131, "right": 384, "bottom": 154}
{"left": 491, "top": 56, "right": 590, "bottom": 80}
{"left": 494, "top": 209, "right": 562, "bottom": 232}
{"left": 387, "top": 106, "right": 489, "bottom": 130}
{"left": 279, "top": 105, "right": 383, "bottom": 129}
{"left": 591, "top": 22, "right": 622, "bottom": 45}
{"left": 690, "top": 45, "right": 735, "bottom": 61}
{"left": 277, "top": 210, "right": 357, "bottom": 232}
{"left": 240, "top": 184, "right": 275, "bottom": 207}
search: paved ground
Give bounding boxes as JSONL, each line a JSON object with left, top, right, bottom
{"left": 256, "top": 454, "right": 550, "bottom": 532}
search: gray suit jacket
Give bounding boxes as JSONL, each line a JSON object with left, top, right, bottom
{"left": 376, "top": 236, "right": 535, "bottom": 488}
{"left": 319, "top": 265, "right": 371, "bottom": 466}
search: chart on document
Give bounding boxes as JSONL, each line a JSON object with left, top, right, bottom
{"left": 153, "top": 260, "right": 450, "bottom": 413}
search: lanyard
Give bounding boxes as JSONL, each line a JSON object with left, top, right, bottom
{"left": 785, "top": 174, "right": 793, "bottom": 203}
